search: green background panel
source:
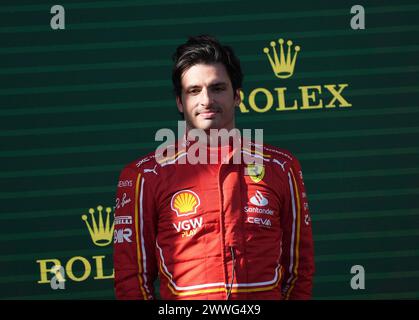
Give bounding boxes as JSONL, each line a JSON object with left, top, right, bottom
{"left": 0, "top": 0, "right": 418, "bottom": 299}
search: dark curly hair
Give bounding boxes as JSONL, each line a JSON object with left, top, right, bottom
{"left": 172, "top": 35, "right": 243, "bottom": 100}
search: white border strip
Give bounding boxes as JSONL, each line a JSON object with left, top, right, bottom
{"left": 156, "top": 241, "right": 280, "bottom": 291}
{"left": 286, "top": 172, "right": 297, "bottom": 284}
{"left": 139, "top": 176, "right": 151, "bottom": 295}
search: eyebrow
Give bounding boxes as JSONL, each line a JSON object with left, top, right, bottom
{"left": 184, "top": 82, "right": 228, "bottom": 91}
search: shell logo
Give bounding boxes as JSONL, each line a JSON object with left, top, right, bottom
{"left": 171, "top": 190, "right": 201, "bottom": 217}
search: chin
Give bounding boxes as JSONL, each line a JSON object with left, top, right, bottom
{"left": 194, "top": 119, "right": 219, "bottom": 130}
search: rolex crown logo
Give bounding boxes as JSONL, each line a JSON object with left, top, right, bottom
{"left": 82, "top": 205, "right": 114, "bottom": 247}
{"left": 263, "top": 38, "right": 300, "bottom": 79}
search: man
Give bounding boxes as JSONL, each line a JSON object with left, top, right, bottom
{"left": 113, "top": 35, "right": 314, "bottom": 300}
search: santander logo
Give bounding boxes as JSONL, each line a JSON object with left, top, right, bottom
{"left": 250, "top": 190, "right": 269, "bottom": 207}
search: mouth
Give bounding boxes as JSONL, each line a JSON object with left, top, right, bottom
{"left": 199, "top": 111, "right": 218, "bottom": 119}
{"left": 197, "top": 109, "right": 220, "bottom": 119}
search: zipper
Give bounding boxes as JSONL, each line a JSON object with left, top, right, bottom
{"left": 226, "top": 246, "right": 236, "bottom": 300}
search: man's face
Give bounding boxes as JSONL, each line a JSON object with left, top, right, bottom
{"left": 176, "top": 63, "right": 241, "bottom": 131}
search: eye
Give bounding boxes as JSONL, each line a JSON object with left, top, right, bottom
{"left": 213, "top": 86, "right": 226, "bottom": 92}
{"left": 188, "top": 88, "right": 200, "bottom": 95}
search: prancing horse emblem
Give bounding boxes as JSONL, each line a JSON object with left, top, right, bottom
{"left": 246, "top": 164, "right": 265, "bottom": 183}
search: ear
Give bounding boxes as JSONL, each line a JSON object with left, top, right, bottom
{"left": 176, "top": 96, "right": 184, "bottom": 113}
{"left": 234, "top": 88, "right": 242, "bottom": 107}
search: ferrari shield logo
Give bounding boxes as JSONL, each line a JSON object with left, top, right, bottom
{"left": 246, "top": 164, "right": 265, "bottom": 183}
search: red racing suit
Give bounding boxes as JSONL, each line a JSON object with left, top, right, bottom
{"left": 113, "top": 140, "right": 314, "bottom": 300}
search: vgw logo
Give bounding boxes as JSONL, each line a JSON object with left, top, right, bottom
{"left": 239, "top": 38, "right": 352, "bottom": 113}
{"left": 36, "top": 206, "right": 115, "bottom": 288}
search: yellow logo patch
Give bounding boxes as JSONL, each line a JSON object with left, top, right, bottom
{"left": 246, "top": 164, "right": 265, "bottom": 183}
{"left": 171, "top": 190, "right": 201, "bottom": 217}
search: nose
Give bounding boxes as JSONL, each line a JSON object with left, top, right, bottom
{"left": 199, "top": 88, "right": 213, "bottom": 107}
